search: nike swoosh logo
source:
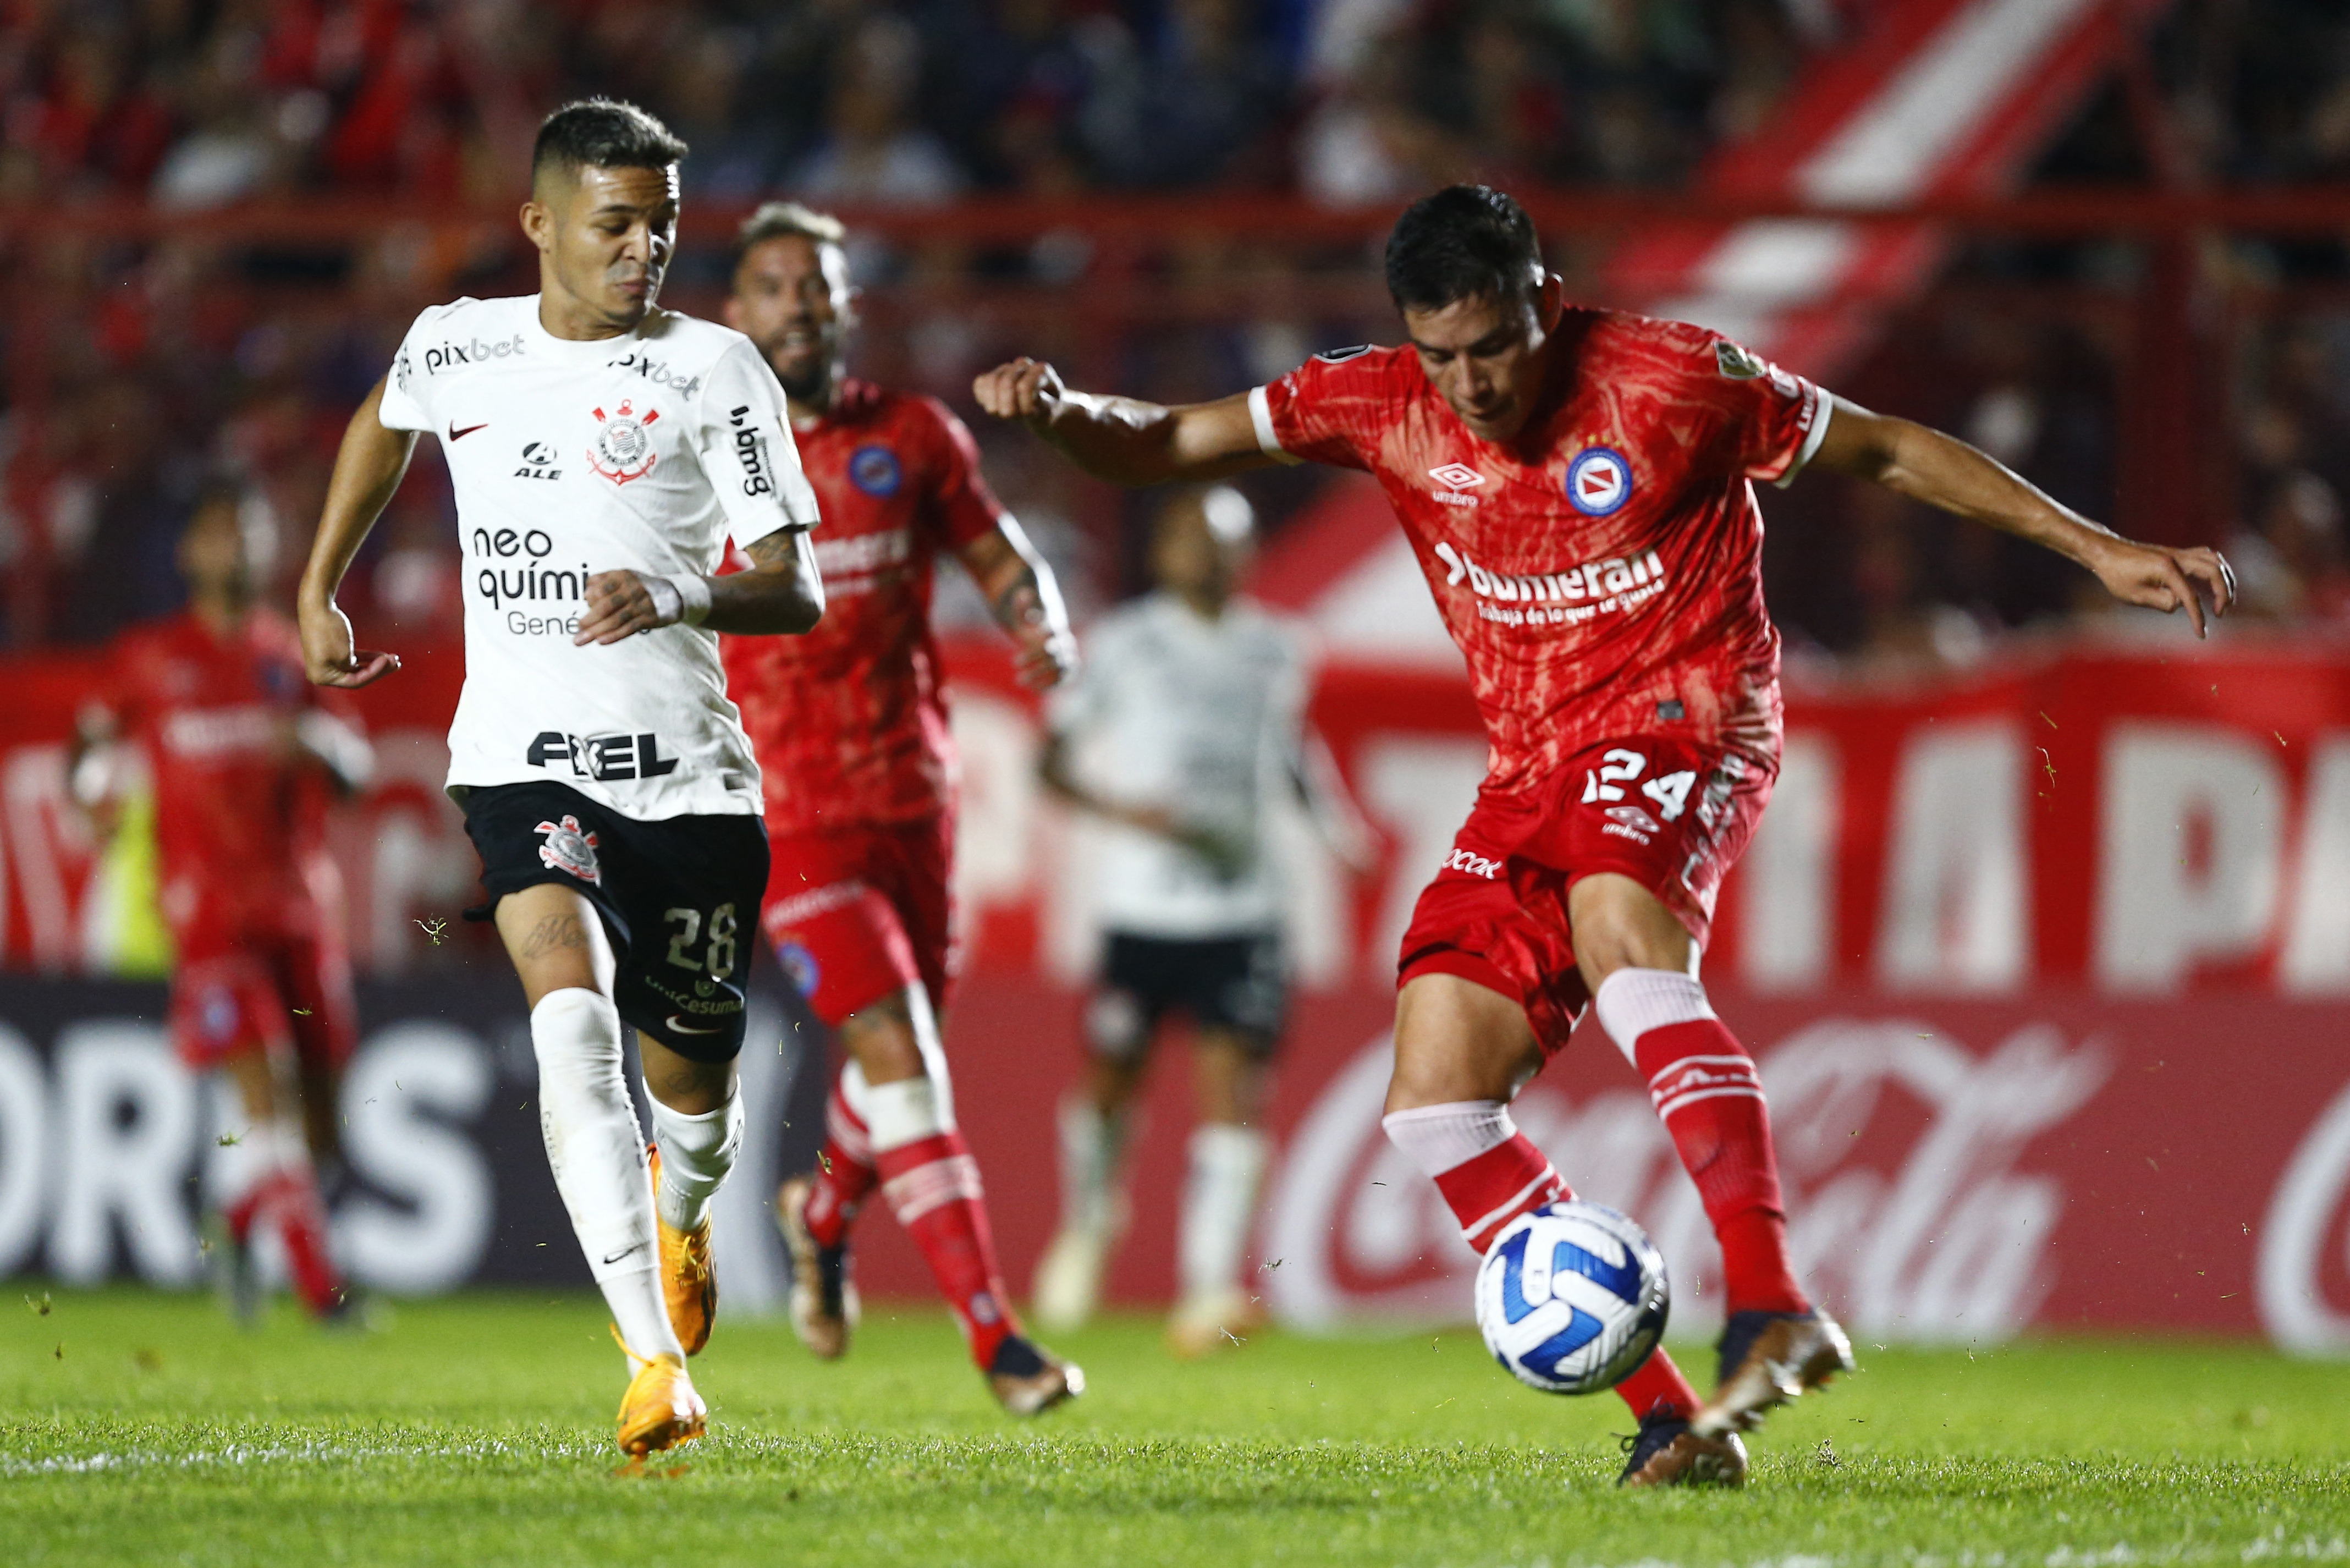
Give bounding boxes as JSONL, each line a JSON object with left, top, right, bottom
{"left": 603, "top": 1242, "right": 647, "bottom": 1266}
{"left": 665, "top": 1015, "right": 724, "bottom": 1036}
{"left": 449, "top": 421, "right": 488, "bottom": 440}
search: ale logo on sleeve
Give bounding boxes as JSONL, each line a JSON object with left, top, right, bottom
{"left": 586, "top": 400, "right": 660, "bottom": 485}
{"left": 1566, "top": 447, "right": 1631, "bottom": 517}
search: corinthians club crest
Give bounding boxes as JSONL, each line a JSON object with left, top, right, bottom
{"left": 587, "top": 399, "right": 660, "bottom": 485}
{"left": 535, "top": 815, "right": 603, "bottom": 885}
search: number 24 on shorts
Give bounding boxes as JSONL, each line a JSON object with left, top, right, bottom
{"left": 1581, "top": 749, "right": 1696, "bottom": 821}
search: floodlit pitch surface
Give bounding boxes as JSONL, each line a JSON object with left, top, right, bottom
{"left": 5, "top": 1290, "right": 2346, "bottom": 1566}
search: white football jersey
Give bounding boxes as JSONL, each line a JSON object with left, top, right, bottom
{"left": 378, "top": 294, "right": 821, "bottom": 819}
{"left": 1049, "top": 592, "right": 1311, "bottom": 937}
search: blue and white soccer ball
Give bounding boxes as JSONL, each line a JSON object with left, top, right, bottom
{"left": 1474, "top": 1200, "right": 1670, "bottom": 1395}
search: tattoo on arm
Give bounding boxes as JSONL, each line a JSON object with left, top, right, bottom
{"left": 520, "top": 914, "right": 588, "bottom": 960}
{"left": 993, "top": 566, "right": 1043, "bottom": 630}
{"left": 746, "top": 531, "right": 794, "bottom": 567}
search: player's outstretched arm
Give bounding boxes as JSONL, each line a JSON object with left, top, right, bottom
{"left": 1811, "top": 396, "right": 2236, "bottom": 637}
{"left": 972, "top": 358, "right": 1269, "bottom": 487}
{"left": 957, "top": 519, "right": 1076, "bottom": 689}
{"left": 573, "top": 527, "right": 824, "bottom": 645}
{"left": 300, "top": 376, "right": 417, "bottom": 687}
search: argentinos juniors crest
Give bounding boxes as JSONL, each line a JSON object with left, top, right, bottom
{"left": 587, "top": 400, "right": 660, "bottom": 485}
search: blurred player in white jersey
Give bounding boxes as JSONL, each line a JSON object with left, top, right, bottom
{"left": 1033, "top": 486, "right": 1369, "bottom": 1354}
{"left": 296, "top": 99, "right": 825, "bottom": 1456}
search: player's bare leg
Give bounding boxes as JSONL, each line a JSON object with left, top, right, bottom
{"left": 1570, "top": 873, "right": 1853, "bottom": 1442}
{"left": 1166, "top": 1031, "right": 1269, "bottom": 1357}
{"left": 208, "top": 1041, "right": 348, "bottom": 1325}
{"left": 1381, "top": 972, "right": 1744, "bottom": 1488}
{"left": 819, "top": 984, "right": 1081, "bottom": 1413}
{"left": 496, "top": 884, "right": 702, "bottom": 1454}
{"left": 1034, "top": 1048, "right": 1143, "bottom": 1332}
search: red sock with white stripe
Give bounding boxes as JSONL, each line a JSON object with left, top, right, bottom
{"left": 1383, "top": 1101, "right": 1700, "bottom": 1422}
{"left": 215, "top": 1110, "right": 344, "bottom": 1314}
{"left": 1594, "top": 969, "right": 1808, "bottom": 1316}
{"left": 867, "top": 1076, "right": 1019, "bottom": 1368}
{"left": 802, "top": 1068, "right": 879, "bottom": 1251}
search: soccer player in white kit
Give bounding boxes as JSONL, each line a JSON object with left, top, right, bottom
{"left": 1033, "top": 486, "right": 1369, "bottom": 1353}
{"left": 296, "top": 100, "right": 826, "bottom": 1455}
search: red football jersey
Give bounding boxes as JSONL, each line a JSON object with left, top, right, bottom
{"left": 723, "top": 379, "right": 1006, "bottom": 832}
{"left": 96, "top": 610, "right": 350, "bottom": 947}
{"left": 1255, "top": 312, "right": 1826, "bottom": 793}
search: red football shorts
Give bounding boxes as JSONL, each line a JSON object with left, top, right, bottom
{"left": 169, "top": 926, "right": 357, "bottom": 1072}
{"left": 1397, "top": 733, "right": 1774, "bottom": 1055}
{"left": 761, "top": 816, "right": 959, "bottom": 1026}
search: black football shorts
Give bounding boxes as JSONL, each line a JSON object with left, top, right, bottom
{"left": 461, "top": 781, "right": 769, "bottom": 1062}
{"left": 1085, "top": 928, "right": 1289, "bottom": 1061}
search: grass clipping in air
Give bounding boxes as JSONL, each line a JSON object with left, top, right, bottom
{"left": 4, "top": 1288, "right": 2347, "bottom": 1566}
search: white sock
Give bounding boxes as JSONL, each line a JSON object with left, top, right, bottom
{"left": 1592, "top": 967, "right": 1714, "bottom": 1065}
{"left": 1056, "top": 1095, "right": 1128, "bottom": 1236}
{"left": 1179, "top": 1123, "right": 1268, "bottom": 1301}
{"left": 862, "top": 1075, "right": 946, "bottom": 1153}
{"left": 1380, "top": 1100, "right": 1515, "bottom": 1179}
{"left": 647, "top": 1088, "right": 742, "bottom": 1233}
{"left": 531, "top": 988, "right": 680, "bottom": 1361}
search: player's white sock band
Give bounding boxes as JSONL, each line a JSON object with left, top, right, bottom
{"left": 1179, "top": 1123, "right": 1268, "bottom": 1300}
{"left": 862, "top": 1075, "right": 946, "bottom": 1153}
{"left": 648, "top": 1088, "right": 742, "bottom": 1233}
{"left": 1056, "top": 1095, "right": 1128, "bottom": 1236}
{"left": 530, "top": 987, "right": 681, "bottom": 1361}
{"left": 1381, "top": 1100, "right": 1515, "bottom": 1178}
{"left": 1592, "top": 968, "right": 1716, "bottom": 1066}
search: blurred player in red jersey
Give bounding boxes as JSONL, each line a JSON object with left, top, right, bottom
{"left": 71, "top": 487, "right": 373, "bottom": 1325}
{"left": 722, "top": 202, "right": 1083, "bottom": 1413}
{"left": 978, "top": 186, "right": 2236, "bottom": 1485}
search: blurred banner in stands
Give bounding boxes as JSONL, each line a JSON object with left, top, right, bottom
{"left": 2, "top": 633, "right": 2347, "bottom": 1352}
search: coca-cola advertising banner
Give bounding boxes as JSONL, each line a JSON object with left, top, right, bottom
{"left": 1, "top": 636, "right": 2346, "bottom": 1351}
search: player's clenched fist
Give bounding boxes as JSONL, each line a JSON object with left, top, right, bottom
{"left": 972, "top": 357, "right": 1065, "bottom": 425}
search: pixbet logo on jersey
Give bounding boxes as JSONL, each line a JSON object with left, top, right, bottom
{"left": 425, "top": 333, "right": 527, "bottom": 375}
{"left": 607, "top": 350, "right": 703, "bottom": 397}
{"left": 1566, "top": 447, "right": 1632, "bottom": 516}
{"left": 587, "top": 401, "right": 659, "bottom": 485}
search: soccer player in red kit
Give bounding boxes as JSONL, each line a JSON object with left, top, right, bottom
{"left": 72, "top": 487, "right": 374, "bottom": 1324}
{"left": 978, "top": 185, "right": 2235, "bottom": 1484}
{"left": 722, "top": 202, "right": 1084, "bottom": 1413}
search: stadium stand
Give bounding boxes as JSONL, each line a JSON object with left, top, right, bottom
{"left": 1, "top": 0, "right": 2348, "bottom": 657}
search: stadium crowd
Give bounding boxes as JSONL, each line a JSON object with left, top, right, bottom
{"left": 3, "top": 0, "right": 2350, "bottom": 658}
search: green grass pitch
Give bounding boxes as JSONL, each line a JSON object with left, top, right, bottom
{"left": 4, "top": 1288, "right": 2346, "bottom": 1566}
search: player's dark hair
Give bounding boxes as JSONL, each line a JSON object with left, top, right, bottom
{"left": 1384, "top": 185, "right": 1544, "bottom": 313}
{"left": 531, "top": 98, "right": 687, "bottom": 188}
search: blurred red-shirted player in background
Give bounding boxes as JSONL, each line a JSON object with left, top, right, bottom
{"left": 978, "top": 185, "right": 2236, "bottom": 1485}
{"left": 722, "top": 203, "right": 1084, "bottom": 1414}
{"left": 72, "top": 487, "right": 375, "bottom": 1325}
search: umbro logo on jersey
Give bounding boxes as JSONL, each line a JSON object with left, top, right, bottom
{"left": 587, "top": 400, "right": 660, "bottom": 485}
{"left": 449, "top": 421, "right": 488, "bottom": 441}
{"left": 1429, "top": 463, "right": 1485, "bottom": 490}
{"left": 1566, "top": 448, "right": 1632, "bottom": 517}
{"left": 424, "top": 333, "right": 525, "bottom": 375}
{"left": 514, "top": 441, "right": 562, "bottom": 480}
{"left": 527, "top": 730, "right": 680, "bottom": 783}
{"left": 533, "top": 813, "right": 603, "bottom": 885}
